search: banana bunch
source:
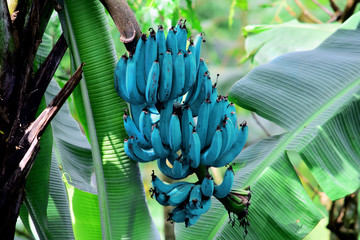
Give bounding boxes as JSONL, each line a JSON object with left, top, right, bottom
{"left": 116, "top": 19, "right": 250, "bottom": 228}
{"left": 150, "top": 167, "right": 236, "bottom": 227}
{"left": 114, "top": 20, "right": 206, "bottom": 106}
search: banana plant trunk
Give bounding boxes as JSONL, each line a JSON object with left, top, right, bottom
{"left": 0, "top": 1, "right": 79, "bottom": 238}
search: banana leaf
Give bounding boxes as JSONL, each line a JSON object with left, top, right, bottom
{"left": 60, "top": 0, "right": 159, "bottom": 238}
{"left": 176, "top": 11, "right": 360, "bottom": 240}
{"left": 243, "top": 20, "right": 340, "bottom": 66}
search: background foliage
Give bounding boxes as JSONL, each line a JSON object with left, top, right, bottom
{"left": 14, "top": 0, "right": 360, "bottom": 239}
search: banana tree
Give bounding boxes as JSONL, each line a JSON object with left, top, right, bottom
{"left": 2, "top": 0, "right": 360, "bottom": 239}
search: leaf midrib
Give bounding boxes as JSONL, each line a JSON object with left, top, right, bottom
{"left": 208, "top": 77, "right": 360, "bottom": 239}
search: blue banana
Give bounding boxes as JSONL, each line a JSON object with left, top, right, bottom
{"left": 151, "top": 124, "right": 170, "bottom": 158}
{"left": 185, "top": 214, "right": 200, "bottom": 228}
{"left": 186, "top": 59, "right": 208, "bottom": 105}
{"left": 196, "top": 99, "right": 211, "bottom": 150}
{"left": 209, "top": 78, "right": 218, "bottom": 109}
{"left": 153, "top": 191, "right": 170, "bottom": 206}
{"left": 201, "top": 175, "right": 214, "bottom": 197}
{"left": 169, "top": 50, "right": 185, "bottom": 99}
{"left": 188, "top": 185, "right": 202, "bottom": 209}
{"left": 176, "top": 20, "right": 188, "bottom": 53}
{"left": 194, "top": 32, "right": 206, "bottom": 71}
{"left": 169, "top": 113, "right": 182, "bottom": 151}
{"left": 158, "top": 50, "right": 173, "bottom": 102}
{"left": 145, "top": 28, "right": 158, "bottom": 79}
{"left": 168, "top": 206, "right": 187, "bottom": 223}
{"left": 189, "top": 127, "right": 201, "bottom": 169}
{"left": 167, "top": 182, "right": 194, "bottom": 206}
{"left": 134, "top": 34, "right": 147, "bottom": 94}
{"left": 123, "top": 110, "right": 151, "bottom": 149}
{"left": 182, "top": 50, "right": 196, "bottom": 96}
{"left": 166, "top": 26, "right": 178, "bottom": 62}
{"left": 130, "top": 103, "right": 146, "bottom": 129}
{"left": 226, "top": 102, "right": 238, "bottom": 129}
{"left": 157, "top": 25, "right": 166, "bottom": 67}
{"left": 139, "top": 107, "right": 153, "bottom": 143}
{"left": 124, "top": 137, "right": 157, "bottom": 163}
{"left": 212, "top": 122, "right": 248, "bottom": 167}
{"left": 181, "top": 105, "right": 194, "bottom": 153}
{"left": 213, "top": 166, "right": 234, "bottom": 198}
{"left": 219, "top": 117, "right": 235, "bottom": 156}
{"left": 219, "top": 95, "right": 229, "bottom": 123}
{"left": 145, "top": 60, "right": 160, "bottom": 104}
{"left": 175, "top": 18, "right": 183, "bottom": 32}
{"left": 114, "top": 54, "right": 132, "bottom": 103}
{"left": 159, "top": 100, "right": 173, "bottom": 145}
{"left": 205, "top": 95, "right": 223, "bottom": 148}
{"left": 126, "top": 54, "right": 146, "bottom": 104}
{"left": 157, "top": 155, "right": 192, "bottom": 180}
{"left": 187, "top": 196, "right": 211, "bottom": 216}
{"left": 200, "top": 126, "right": 222, "bottom": 166}
{"left": 151, "top": 171, "right": 188, "bottom": 194}
{"left": 197, "top": 72, "right": 212, "bottom": 105}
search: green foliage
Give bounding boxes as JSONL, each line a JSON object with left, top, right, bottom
{"left": 17, "top": 0, "right": 360, "bottom": 239}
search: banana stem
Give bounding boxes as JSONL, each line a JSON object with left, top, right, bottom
{"left": 194, "top": 165, "right": 208, "bottom": 182}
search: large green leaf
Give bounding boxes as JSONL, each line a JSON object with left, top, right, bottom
{"left": 62, "top": 0, "right": 159, "bottom": 238}
{"left": 230, "top": 13, "right": 360, "bottom": 200}
{"left": 176, "top": 135, "right": 322, "bottom": 239}
{"left": 243, "top": 20, "right": 340, "bottom": 66}
{"left": 177, "top": 11, "right": 360, "bottom": 240}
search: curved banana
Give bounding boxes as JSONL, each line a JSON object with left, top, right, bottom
{"left": 188, "top": 185, "right": 202, "bottom": 209}
{"left": 181, "top": 105, "right": 194, "bottom": 153}
{"left": 209, "top": 77, "right": 219, "bottom": 109}
{"left": 205, "top": 95, "right": 223, "bottom": 148}
{"left": 169, "top": 113, "right": 182, "bottom": 152}
{"left": 134, "top": 34, "right": 147, "bottom": 94}
{"left": 212, "top": 122, "right": 249, "bottom": 167}
{"left": 151, "top": 171, "right": 188, "bottom": 194}
{"left": 176, "top": 20, "right": 188, "bottom": 53}
{"left": 114, "top": 54, "right": 132, "bottom": 103}
{"left": 185, "top": 214, "right": 200, "bottom": 228}
{"left": 139, "top": 107, "right": 152, "bottom": 143}
{"left": 168, "top": 206, "right": 187, "bottom": 223}
{"left": 200, "top": 126, "right": 222, "bottom": 166}
{"left": 226, "top": 102, "right": 238, "bottom": 129}
{"left": 196, "top": 99, "right": 211, "bottom": 150}
{"left": 183, "top": 50, "right": 196, "bottom": 95}
{"left": 157, "top": 155, "right": 192, "bottom": 180}
{"left": 151, "top": 124, "right": 170, "bottom": 158}
{"left": 169, "top": 50, "right": 185, "bottom": 99}
{"left": 186, "top": 196, "right": 211, "bottom": 216}
{"left": 167, "top": 182, "right": 194, "bottom": 206}
{"left": 145, "top": 28, "right": 158, "bottom": 79}
{"left": 219, "top": 117, "right": 234, "bottom": 156}
{"left": 157, "top": 25, "right": 166, "bottom": 67}
{"left": 130, "top": 103, "right": 145, "bottom": 129}
{"left": 213, "top": 166, "right": 234, "bottom": 198}
{"left": 166, "top": 26, "right": 178, "bottom": 62}
{"left": 126, "top": 54, "right": 146, "bottom": 104}
{"left": 153, "top": 191, "right": 170, "bottom": 206}
{"left": 123, "top": 110, "right": 151, "bottom": 149}
{"left": 189, "top": 127, "right": 201, "bottom": 169}
{"left": 201, "top": 175, "right": 214, "bottom": 197}
{"left": 159, "top": 100, "right": 173, "bottom": 145}
{"left": 194, "top": 32, "right": 206, "bottom": 71}
{"left": 172, "top": 156, "right": 183, "bottom": 177}
{"left": 158, "top": 50, "right": 173, "bottom": 102}
{"left": 145, "top": 60, "right": 160, "bottom": 104}
{"left": 185, "top": 58, "right": 208, "bottom": 105}
{"left": 124, "top": 137, "right": 157, "bottom": 163}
